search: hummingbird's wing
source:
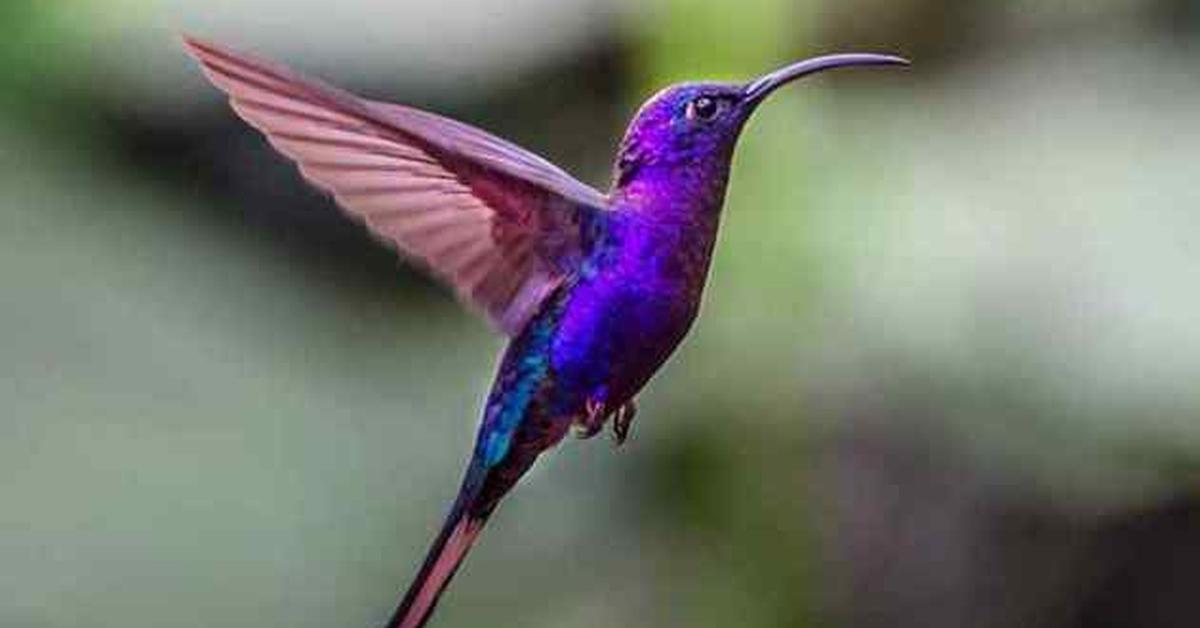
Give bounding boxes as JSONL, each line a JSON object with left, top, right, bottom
{"left": 184, "top": 37, "right": 608, "bottom": 336}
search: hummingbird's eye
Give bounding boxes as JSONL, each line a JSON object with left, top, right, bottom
{"left": 686, "top": 96, "right": 722, "bottom": 122}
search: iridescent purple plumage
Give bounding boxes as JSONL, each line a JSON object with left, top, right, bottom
{"left": 183, "top": 38, "right": 907, "bottom": 628}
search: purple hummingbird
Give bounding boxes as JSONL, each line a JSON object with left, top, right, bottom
{"left": 183, "top": 37, "right": 907, "bottom": 628}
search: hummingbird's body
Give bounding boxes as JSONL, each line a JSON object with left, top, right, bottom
{"left": 183, "top": 38, "right": 906, "bottom": 628}
{"left": 398, "top": 176, "right": 728, "bottom": 625}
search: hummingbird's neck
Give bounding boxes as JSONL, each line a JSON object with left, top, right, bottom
{"left": 611, "top": 161, "right": 732, "bottom": 227}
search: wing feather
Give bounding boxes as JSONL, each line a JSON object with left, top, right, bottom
{"left": 183, "top": 37, "right": 606, "bottom": 335}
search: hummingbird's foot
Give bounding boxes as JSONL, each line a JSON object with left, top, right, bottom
{"left": 611, "top": 400, "right": 637, "bottom": 446}
{"left": 571, "top": 398, "right": 607, "bottom": 440}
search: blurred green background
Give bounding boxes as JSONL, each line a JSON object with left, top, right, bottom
{"left": 3, "top": 1, "right": 1200, "bottom": 627}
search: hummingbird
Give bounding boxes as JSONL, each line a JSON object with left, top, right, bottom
{"left": 183, "top": 37, "right": 907, "bottom": 628}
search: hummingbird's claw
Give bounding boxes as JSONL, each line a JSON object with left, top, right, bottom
{"left": 572, "top": 397, "right": 636, "bottom": 445}
{"left": 571, "top": 421, "right": 603, "bottom": 439}
{"left": 611, "top": 400, "right": 637, "bottom": 446}
{"left": 572, "top": 397, "right": 607, "bottom": 439}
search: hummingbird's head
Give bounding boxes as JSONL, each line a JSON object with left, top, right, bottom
{"left": 611, "top": 53, "right": 908, "bottom": 198}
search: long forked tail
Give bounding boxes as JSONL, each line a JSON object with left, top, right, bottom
{"left": 388, "top": 477, "right": 491, "bottom": 628}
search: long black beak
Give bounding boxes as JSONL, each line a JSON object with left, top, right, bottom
{"left": 742, "top": 53, "right": 909, "bottom": 105}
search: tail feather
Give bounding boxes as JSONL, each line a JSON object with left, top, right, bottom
{"left": 388, "top": 469, "right": 491, "bottom": 628}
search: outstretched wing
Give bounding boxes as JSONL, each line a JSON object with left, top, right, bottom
{"left": 183, "top": 37, "right": 608, "bottom": 336}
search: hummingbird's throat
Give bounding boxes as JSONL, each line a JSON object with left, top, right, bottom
{"left": 617, "top": 160, "right": 732, "bottom": 222}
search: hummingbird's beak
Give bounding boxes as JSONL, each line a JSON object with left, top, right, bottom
{"left": 741, "top": 53, "right": 909, "bottom": 105}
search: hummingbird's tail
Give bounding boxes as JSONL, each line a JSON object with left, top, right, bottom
{"left": 388, "top": 468, "right": 492, "bottom": 628}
